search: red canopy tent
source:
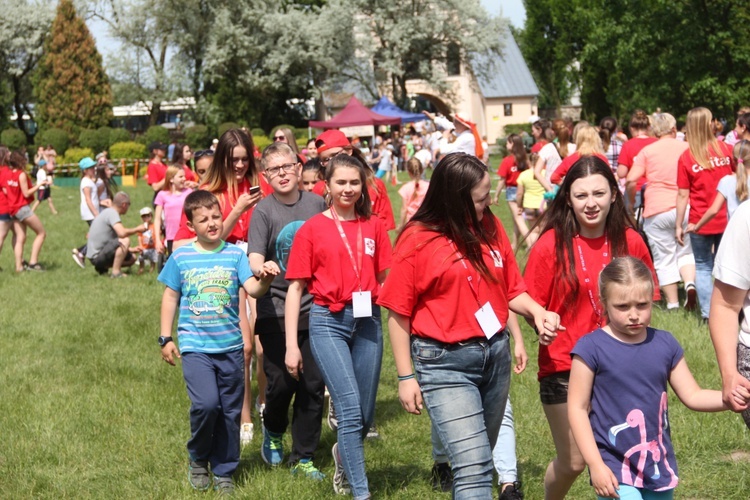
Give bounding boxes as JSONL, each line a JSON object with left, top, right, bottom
{"left": 309, "top": 96, "right": 401, "bottom": 128}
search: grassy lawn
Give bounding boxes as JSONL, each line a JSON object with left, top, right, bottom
{"left": 1, "top": 160, "right": 749, "bottom": 498}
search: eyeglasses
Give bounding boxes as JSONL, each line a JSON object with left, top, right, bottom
{"left": 194, "top": 149, "right": 214, "bottom": 159}
{"left": 319, "top": 149, "right": 350, "bottom": 166}
{"left": 265, "top": 163, "right": 299, "bottom": 177}
{"left": 273, "top": 135, "right": 286, "bottom": 142}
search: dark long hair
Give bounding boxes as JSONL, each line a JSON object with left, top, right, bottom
{"left": 402, "top": 153, "right": 498, "bottom": 282}
{"left": 533, "top": 155, "right": 635, "bottom": 298}
{"left": 508, "top": 133, "right": 529, "bottom": 172}
{"left": 324, "top": 153, "right": 372, "bottom": 218}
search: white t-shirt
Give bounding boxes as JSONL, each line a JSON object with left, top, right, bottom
{"left": 539, "top": 143, "right": 563, "bottom": 181}
{"left": 716, "top": 174, "right": 750, "bottom": 219}
{"left": 36, "top": 169, "right": 48, "bottom": 191}
{"left": 80, "top": 177, "right": 100, "bottom": 221}
{"left": 440, "top": 130, "right": 476, "bottom": 156}
{"left": 713, "top": 200, "right": 750, "bottom": 347}
{"left": 377, "top": 150, "right": 392, "bottom": 172}
{"left": 414, "top": 149, "right": 432, "bottom": 169}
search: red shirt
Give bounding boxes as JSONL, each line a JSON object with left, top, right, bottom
{"left": 619, "top": 137, "right": 658, "bottom": 191}
{"left": 147, "top": 160, "right": 167, "bottom": 186}
{"left": 369, "top": 178, "right": 396, "bottom": 231}
{"left": 497, "top": 156, "right": 521, "bottom": 187}
{"left": 677, "top": 141, "right": 735, "bottom": 234}
{"left": 181, "top": 165, "right": 197, "bottom": 183}
{"left": 550, "top": 152, "right": 609, "bottom": 185}
{"left": 173, "top": 178, "right": 257, "bottom": 243}
{"left": 524, "top": 228, "right": 658, "bottom": 380}
{"left": 0, "top": 166, "right": 10, "bottom": 214}
{"left": 378, "top": 219, "right": 527, "bottom": 343}
{"left": 312, "top": 180, "right": 327, "bottom": 197}
{"left": 285, "top": 213, "right": 392, "bottom": 312}
{"left": 531, "top": 140, "right": 548, "bottom": 154}
{"left": 3, "top": 169, "right": 33, "bottom": 214}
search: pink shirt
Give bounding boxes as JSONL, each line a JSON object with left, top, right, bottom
{"left": 630, "top": 138, "right": 689, "bottom": 218}
{"left": 398, "top": 180, "right": 430, "bottom": 222}
{"left": 154, "top": 188, "right": 193, "bottom": 240}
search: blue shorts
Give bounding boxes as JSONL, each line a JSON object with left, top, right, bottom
{"left": 0, "top": 213, "right": 11, "bottom": 222}
{"left": 597, "top": 484, "right": 673, "bottom": 500}
{"left": 505, "top": 186, "right": 518, "bottom": 202}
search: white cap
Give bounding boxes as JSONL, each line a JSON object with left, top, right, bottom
{"left": 139, "top": 207, "right": 153, "bottom": 216}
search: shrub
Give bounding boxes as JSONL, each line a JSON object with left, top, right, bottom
{"left": 253, "top": 135, "right": 271, "bottom": 152}
{"left": 1, "top": 128, "right": 27, "bottom": 151}
{"left": 184, "top": 125, "right": 211, "bottom": 150}
{"left": 137, "top": 125, "right": 169, "bottom": 146}
{"left": 61, "top": 147, "right": 95, "bottom": 165}
{"left": 38, "top": 128, "right": 70, "bottom": 154}
{"left": 218, "top": 122, "right": 242, "bottom": 138}
{"left": 502, "top": 122, "right": 533, "bottom": 137}
{"left": 250, "top": 127, "right": 265, "bottom": 137}
{"left": 109, "top": 128, "right": 130, "bottom": 145}
{"left": 78, "top": 127, "right": 111, "bottom": 154}
{"left": 110, "top": 141, "right": 147, "bottom": 160}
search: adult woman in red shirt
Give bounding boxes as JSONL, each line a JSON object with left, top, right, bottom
{"left": 378, "top": 153, "right": 561, "bottom": 497}
{"left": 493, "top": 134, "right": 528, "bottom": 249}
{"left": 675, "top": 107, "right": 735, "bottom": 320}
{"left": 616, "top": 109, "right": 658, "bottom": 206}
{"left": 524, "top": 156, "right": 657, "bottom": 499}
{"left": 0, "top": 147, "right": 14, "bottom": 265}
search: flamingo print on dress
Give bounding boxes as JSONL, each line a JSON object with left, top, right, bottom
{"left": 608, "top": 408, "right": 661, "bottom": 487}
{"left": 656, "top": 391, "right": 679, "bottom": 488}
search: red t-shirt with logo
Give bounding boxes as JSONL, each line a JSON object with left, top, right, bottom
{"left": 550, "top": 152, "right": 609, "bottom": 185}
{"left": 497, "top": 156, "right": 521, "bottom": 186}
{"left": 285, "top": 213, "right": 392, "bottom": 312}
{"left": 619, "top": 137, "right": 658, "bottom": 191}
{"left": 677, "top": 141, "right": 735, "bottom": 234}
{"left": 369, "top": 178, "right": 396, "bottom": 231}
{"left": 378, "top": 219, "right": 526, "bottom": 343}
{"left": 147, "top": 160, "right": 167, "bottom": 186}
{"left": 524, "top": 228, "right": 658, "bottom": 380}
{"left": 3, "top": 169, "right": 33, "bottom": 214}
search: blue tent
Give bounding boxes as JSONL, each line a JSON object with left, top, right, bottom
{"left": 370, "top": 96, "right": 425, "bottom": 124}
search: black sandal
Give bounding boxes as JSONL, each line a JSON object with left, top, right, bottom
{"left": 26, "top": 263, "right": 45, "bottom": 271}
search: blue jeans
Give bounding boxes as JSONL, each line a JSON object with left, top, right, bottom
{"left": 689, "top": 233, "right": 722, "bottom": 318}
{"left": 412, "top": 332, "right": 511, "bottom": 499}
{"left": 309, "top": 303, "right": 383, "bottom": 499}
{"left": 492, "top": 398, "right": 517, "bottom": 484}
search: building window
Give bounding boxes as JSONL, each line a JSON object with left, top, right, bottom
{"left": 504, "top": 103, "right": 513, "bottom": 116}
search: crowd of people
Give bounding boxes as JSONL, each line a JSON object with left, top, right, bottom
{"left": 2, "top": 105, "right": 750, "bottom": 499}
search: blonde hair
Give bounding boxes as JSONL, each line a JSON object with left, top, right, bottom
{"left": 650, "top": 113, "right": 677, "bottom": 138}
{"left": 574, "top": 126, "right": 604, "bottom": 156}
{"left": 406, "top": 157, "right": 424, "bottom": 202}
{"left": 598, "top": 257, "right": 654, "bottom": 313}
{"left": 734, "top": 140, "right": 750, "bottom": 203}
{"left": 162, "top": 166, "right": 181, "bottom": 191}
{"left": 686, "top": 107, "right": 722, "bottom": 170}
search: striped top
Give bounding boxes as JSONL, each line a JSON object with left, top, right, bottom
{"left": 158, "top": 241, "right": 253, "bottom": 354}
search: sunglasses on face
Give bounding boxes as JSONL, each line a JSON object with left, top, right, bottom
{"left": 273, "top": 135, "right": 286, "bottom": 142}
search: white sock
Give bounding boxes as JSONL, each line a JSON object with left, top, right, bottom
{"left": 667, "top": 302, "right": 680, "bottom": 310}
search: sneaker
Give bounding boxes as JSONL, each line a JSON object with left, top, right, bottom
{"left": 366, "top": 424, "right": 380, "bottom": 439}
{"left": 327, "top": 398, "right": 338, "bottom": 431}
{"left": 332, "top": 442, "right": 350, "bottom": 495}
{"left": 240, "top": 422, "right": 254, "bottom": 447}
{"left": 431, "top": 461, "right": 453, "bottom": 492}
{"left": 188, "top": 459, "right": 211, "bottom": 491}
{"left": 291, "top": 458, "right": 326, "bottom": 481}
{"left": 71, "top": 249, "right": 85, "bottom": 269}
{"left": 213, "top": 475, "right": 234, "bottom": 496}
{"left": 499, "top": 482, "right": 524, "bottom": 500}
{"left": 261, "top": 426, "right": 284, "bottom": 466}
{"left": 255, "top": 396, "right": 265, "bottom": 423}
{"left": 685, "top": 283, "right": 697, "bottom": 312}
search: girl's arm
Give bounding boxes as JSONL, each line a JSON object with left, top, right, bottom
{"left": 18, "top": 172, "right": 40, "bottom": 198}
{"left": 674, "top": 188, "right": 690, "bottom": 246}
{"left": 284, "top": 279, "right": 306, "bottom": 380}
{"left": 221, "top": 191, "right": 261, "bottom": 240}
{"left": 568, "top": 356, "right": 621, "bottom": 499}
{"left": 533, "top": 155, "right": 553, "bottom": 192}
{"left": 493, "top": 177, "right": 506, "bottom": 204}
{"left": 508, "top": 292, "right": 564, "bottom": 346}
{"left": 398, "top": 196, "right": 408, "bottom": 230}
{"left": 154, "top": 205, "right": 165, "bottom": 253}
{"left": 151, "top": 178, "right": 165, "bottom": 192}
{"left": 159, "top": 287, "right": 181, "bottom": 366}
{"left": 388, "top": 310, "right": 423, "bottom": 415}
{"left": 507, "top": 312, "right": 527, "bottom": 374}
{"left": 515, "top": 183, "right": 525, "bottom": 216}
{"left": 687, "top": 191, "right": 726, "bottom": 234}
{"left": 83, "top": 185, "right": 98, "bottom": 217}
{"left": 669, "top": 357, "right": 726, "bottom": 411}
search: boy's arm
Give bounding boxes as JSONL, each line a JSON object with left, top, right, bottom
{"left": 284, "top": 279, "right": 305, "bottom": 380}
{"left": 242, "top": 261, "right": 280, "bottom": 298}
{"left": 160, "top": 287, "right": 181, "bottom": 366}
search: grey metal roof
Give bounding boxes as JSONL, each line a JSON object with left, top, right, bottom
{"left": 474, "top": 31, "right": 539, "bottom": 98}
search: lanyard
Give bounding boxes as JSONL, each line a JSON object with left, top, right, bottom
{"left": 330, "top": 208, "right": 363, "bottom": 291}
{"left": 451, "top": 242, "right": 483, "bottom": 308}
{"left": 575, "top": 234, "right": 609, "bottom": 327}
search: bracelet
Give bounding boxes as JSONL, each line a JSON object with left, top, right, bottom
{"left": 398, "top": 373, "right": 415, "bottom": 381}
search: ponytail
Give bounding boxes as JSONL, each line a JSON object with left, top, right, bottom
{"left": 406, "top": 157, "right": 424, "bottom": 202}
{"left": 734, "top": 140, "right": 750, "bottom": 203}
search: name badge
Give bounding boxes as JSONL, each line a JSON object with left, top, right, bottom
{"left": 352, "top": 291, "right": 373, "bottom": 318}
{"left": 475, "top": 301, "right": 502, "bottom": 339}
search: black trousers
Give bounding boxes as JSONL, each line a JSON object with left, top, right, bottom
{"left": 259, "top": 330, "right": 325, "bottom": 463}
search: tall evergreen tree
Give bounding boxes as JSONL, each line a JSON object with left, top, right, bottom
{"left": 35, "top": 0, "right": 113, "bottom": 140}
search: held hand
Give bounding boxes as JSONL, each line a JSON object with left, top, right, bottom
{"left": 398, "top": 378, "right": 424, "bottom": 415}
{"left": 675, "top": 226, "right": 685, "bottom": 246}
{"left": 161, "top": 342, "right": 180, "bottom": 366}
{"left": 723, "top": 372, "right": 750, "bottom": 411}
{"left": 590, "top": 463, "right": 620, "bottom": 499}
{"left": 514, "top": 342, "right": 528, "bottom": 374}
{"left": 536, "top": 311, "right": 564, "bottom": 346}
{"left": 685, "top": 223, "right": 697, "bottom": 235}
{"left": 155, "top": 240, "right": 165, "bottom": 254}
{"left": 259, "top": 261, "right": 281, "bottom": 282}
{"left": 285, "top": 348, "right": 303, "bottom": 381}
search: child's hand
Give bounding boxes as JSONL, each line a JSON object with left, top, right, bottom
{"left": 513, "top": 341, "right": 528, "bottom": 374}
{"left": 285, "top": 347, "right": 303, "bottom": 380}
{"left": 161, "top": 342, "right": 180, "bottom": 366}
{"left": 590, "top": 463, "right": 620, "bottom": 499}
{"left": 259, "top": 261, "right": 280, "bottom": 282}
{"left": 536, "top": 310, "right": 564, "bottom": 346}
{"left": 732, "top": 384, "right": 750, "bottom": 407}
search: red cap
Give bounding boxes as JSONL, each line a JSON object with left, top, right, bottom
{"left": 315, "top": 130, "right": 350, "bottom": 153}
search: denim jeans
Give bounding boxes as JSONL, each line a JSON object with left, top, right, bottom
{"left": 309, "top": 303, "right": 382, "bottom": 500}
{"left": 689, "top": 233, "right": 722, "bottom": 318}
{"left": 492, "top": 398, "right": 517, "bottom": 484}
{"left": 412, "top": 332, "right": 511, "bottom": 499}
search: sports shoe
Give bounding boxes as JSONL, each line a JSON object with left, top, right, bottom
{"left": 431, "top": 461, "right": 453, "bottom": 492}
{"left": 366, "top": 423, "right": 380, "bottom": 439}
{"left": 685, "top": 283, "right": 697, "bottom": 312}
{"left": 291, "top": 458, "right": 326, "bottom": 481}
{"left": 499, "top": 481, "right": 524, "bottom": 500}
{"left": 71, "top": 249, "right": 85, "bottom": 269}
{"left": 261, "top": 426, "right": 284, "bottom": 466}
{"left": 332, "top": 442, "right": 350, "bottom": 495}
{"left": 213, "top": 475, "right": 234, "bottom": 496}
{"left": 255, "top": 396, "right": 265, "bottom": 423}
{"left": 240, "top": 422, "right": 254, "bottom": 447}
{"left": 327, "top": 398, "right": 338, "bottom": 431}
{"left": 188, "top": 459, "right": 211, "bottom": 491}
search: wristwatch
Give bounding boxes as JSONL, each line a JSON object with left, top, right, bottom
{"left": 158, "top": 336, "right": 174, "bottom": 347}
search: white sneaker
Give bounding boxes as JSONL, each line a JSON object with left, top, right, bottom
{"left": 240, "top": 422, "right": 254, "bottom": 447}
{"left": 71, "top": 249, "right": 85, "bottom": 269}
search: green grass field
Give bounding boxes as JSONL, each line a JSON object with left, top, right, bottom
{"left": 1, "top": 160, "right": 749, "bottom": 498}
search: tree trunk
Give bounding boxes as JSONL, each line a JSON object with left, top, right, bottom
{"left": 11, "top": 76, "right": 33, "bottom": 144}
{"left": 149, "top": 101, "right": 161, "bottom": 127}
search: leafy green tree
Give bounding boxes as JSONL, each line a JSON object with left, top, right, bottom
{"left": 35, "top": 0, "right": 113, "bottom": 141}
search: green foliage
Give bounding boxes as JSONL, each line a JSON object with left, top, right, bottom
{"left": 109, "top": 128, "right": 130, "bottom": 145}
{"left": 502, "top": 123, "right": 533, "bottom": 137}
{"left": 183, "top": 125, "right": 212, "bottom": 150}
{"left": 78, "top": 127, "right": 112, "bottom": 155}
{"left": 218, "top": 122, "right": 242, "bottom": 137}
{"left": 34, "top": 0, "right": 113, "bottom": 140}
{"left": 110, "top": 141, "right": 147, "bottom": 160}
{"left": 1, "top": 128, "right": 27, "bottom": 150}
{"left": 61, "top": 147, "right": 95, "bottom": 165}
{"left": 137, "top": 126, "right": 170, "bottom": 146}
{"left": 38, "top": 128, "right": 70, "bottom": 154}
{"left": 250, "top": 127, "right": 265, "bottom": 137}
{"left": 253, "top": 135, "right": 271, "bottom": 151}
